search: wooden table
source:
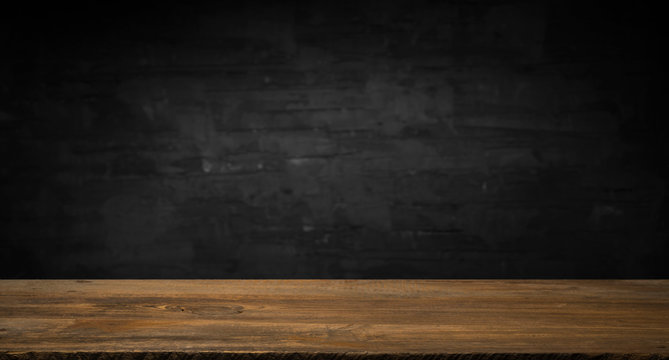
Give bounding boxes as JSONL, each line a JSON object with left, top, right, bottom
{"left": 1, "top": 280, "right": 668, "bottom": 359}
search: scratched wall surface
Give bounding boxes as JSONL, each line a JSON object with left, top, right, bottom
{"left": 0, "top": 1, "right": 666, "bottom": 278}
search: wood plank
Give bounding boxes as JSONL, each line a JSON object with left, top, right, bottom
{"left": 0, "top": 280, "right": 668, "bottom": 359}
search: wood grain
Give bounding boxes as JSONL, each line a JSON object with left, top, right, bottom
{"left": 0, "top": 280, "right": 668, "bottom": 359}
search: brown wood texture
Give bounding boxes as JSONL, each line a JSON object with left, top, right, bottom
{"left": 0, "top": 280, "right": 668, "bottom": 358}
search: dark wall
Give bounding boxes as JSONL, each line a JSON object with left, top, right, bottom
{"left": 1, "top": 1, "right": 666, "bottom": 278}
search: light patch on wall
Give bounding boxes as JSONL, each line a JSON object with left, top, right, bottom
{"left": 288, "top": 158, "right": 312, "bottom": 167}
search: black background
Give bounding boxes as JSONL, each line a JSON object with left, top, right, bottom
{"left": 1, "top": 0, "right": 666, "bottom": 278}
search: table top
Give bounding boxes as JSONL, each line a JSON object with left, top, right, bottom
{"left": 0, "top": 280, "right": 668, "bottom": 358}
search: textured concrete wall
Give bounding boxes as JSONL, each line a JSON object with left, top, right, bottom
{"left": 1, "top": 0, "right": 666, "bottom": 278}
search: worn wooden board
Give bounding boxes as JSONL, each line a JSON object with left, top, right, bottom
{"left": 0, "top": 280, "right": 668, "bottom": 359}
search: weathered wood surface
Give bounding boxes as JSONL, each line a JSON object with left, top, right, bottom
{"left": 0, "top": 280, "right": 668, "bottom": 359}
